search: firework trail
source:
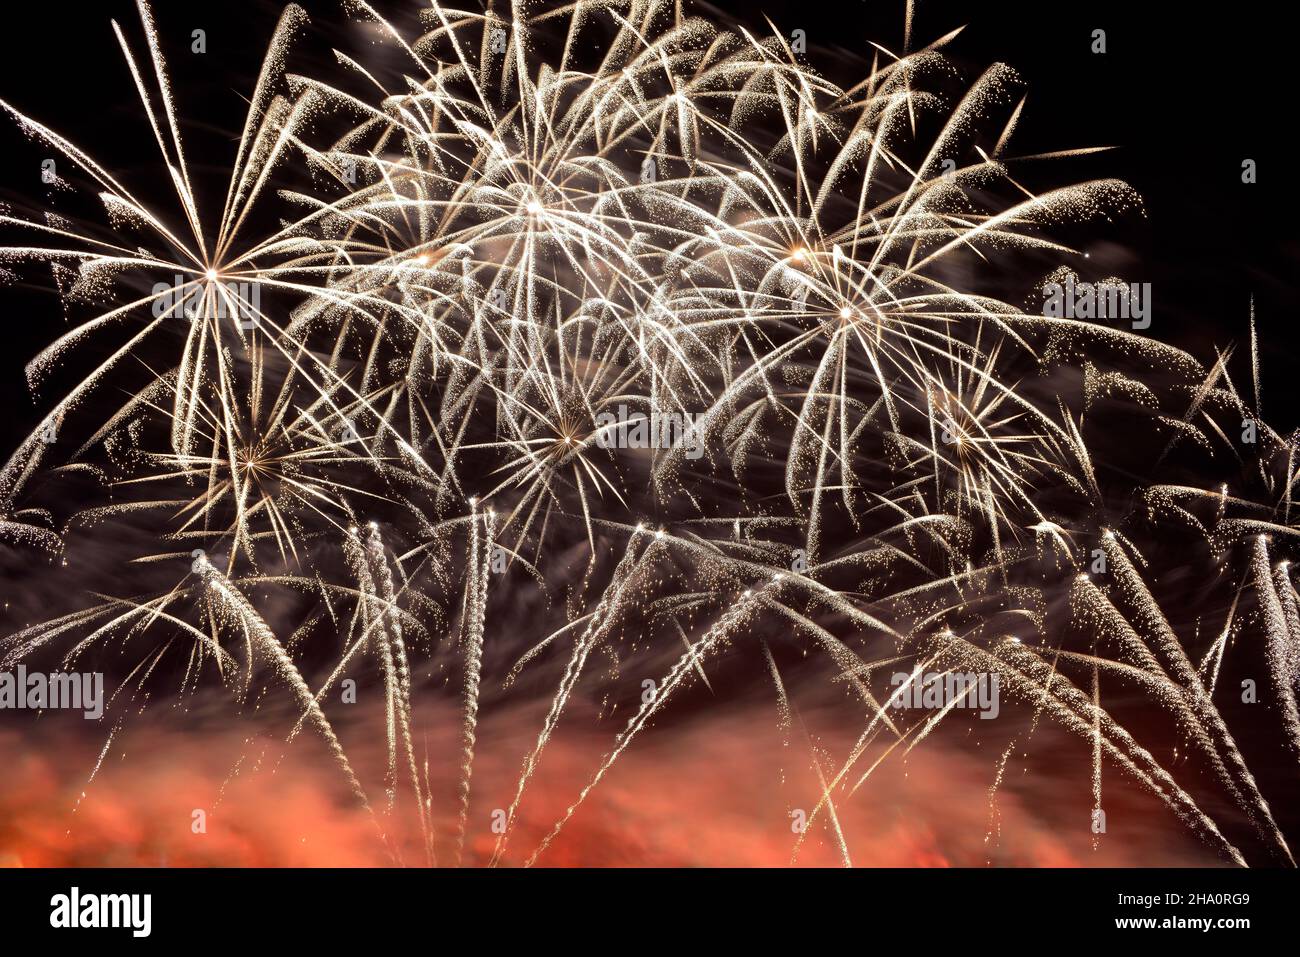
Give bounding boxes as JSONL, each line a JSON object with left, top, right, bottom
{"left": 488, "top": 524, "right": 650, "bottom": 866}
{"left": 524, "top": 578, "right": 774, "bottom": 866}
{"left": 1252, "top": 537, "right": 1300, "bottom": 758}
{"left": 364, "top": 523, "right": 430, "bottom": 846}
{"left": 196, "top": 555, "right": 370, "bottom": 812}
{"left": 452, "top": 503, "right": 494, "bottom": 865}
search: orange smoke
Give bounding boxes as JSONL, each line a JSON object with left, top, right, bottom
{"left": 0, "top": 697, "right": 1219, "bottom": 867}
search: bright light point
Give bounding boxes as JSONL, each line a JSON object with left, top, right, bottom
{"left": 469, "top": 496, "right": 478, "bottom": 507}
{"left": 205, "top": 269, "right": 218, "bottom": 281}
{"left": 839, "top": 306, "right": 852, "bottom": 320}
{"left": 655, "top": 529, "right": 664, "bottom": 539}
{"left": 369, "top": 521, "right": 378, "bottom": 530}
{"left": 526, "top": 200, "right": 543, "bottom": 215}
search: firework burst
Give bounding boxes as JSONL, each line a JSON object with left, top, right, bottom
{"left": 1, "top": 0, "right": 1297, "bottom": 867}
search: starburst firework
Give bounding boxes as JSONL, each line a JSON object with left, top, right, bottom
{"left": 1, "top": 0, "right": 1296, "bottom": 867}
